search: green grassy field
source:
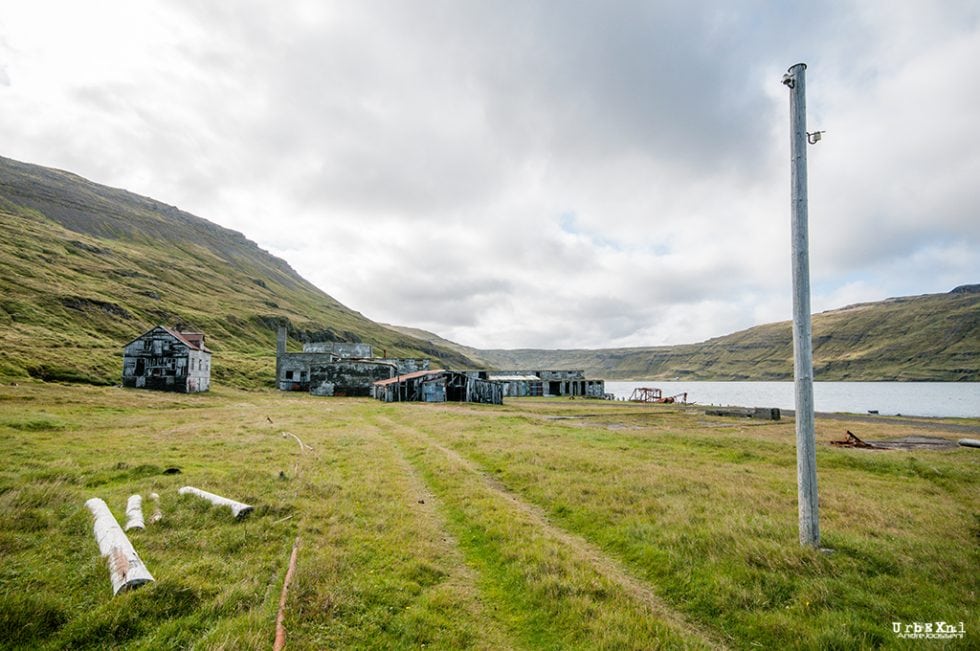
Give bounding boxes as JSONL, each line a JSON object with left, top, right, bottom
{"left": 1, "top": 382, "right": 976, "bottom": 649}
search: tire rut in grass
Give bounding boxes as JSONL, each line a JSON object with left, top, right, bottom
{"left": 365, "top": 421, "right": 516, "bottom": 650}
{"left": 374, "top": 413, "right": 728, "bottom": 650}
{"left": 292, "top": 419, "right": 513, "bottom": 650}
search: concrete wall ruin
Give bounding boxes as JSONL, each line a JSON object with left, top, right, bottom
{"left": 275, "top": 326, "right": 429, "bottom": 395}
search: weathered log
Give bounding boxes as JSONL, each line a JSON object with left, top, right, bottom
{"left": 149, "top": 492, "right": 162, "bottom": 524}
{"left": 958, "top": 438, "right": 980, "bottom": 449}
{"left": 178, "top": 486, "right": 254, "bottom": 519}
{"left": 124, "top": 494, "right": 145, "bottom": 531}
{"left": 85, "top": 498, "right": 155, "bottom": 595}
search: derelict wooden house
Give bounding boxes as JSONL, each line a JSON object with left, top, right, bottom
{"left": 122, "top": 326, "right": 212, "bottom": 393}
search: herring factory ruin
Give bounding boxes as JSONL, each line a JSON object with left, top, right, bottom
{"left": 274, "top": 327, "right": 429, "bottom": 396}
{"left": 273, "top": 327, "right": 605, "bottom": 403}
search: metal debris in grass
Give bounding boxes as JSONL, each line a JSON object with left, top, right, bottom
{"left": 830, "top": 430, "right": 957, "bottom": 450}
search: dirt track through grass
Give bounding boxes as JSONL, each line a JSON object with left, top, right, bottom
{"left": 375, "top": 412, "right": 725, "bottom": 650}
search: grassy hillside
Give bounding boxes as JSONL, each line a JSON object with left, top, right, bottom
{"left": 1, "top": 383, "right": 977, "bottom": 648}
{"left": 0, "top": 156, "right": 478, "bottom": 387}
{"left": 4, "top": 154, "right": 974, "bottom": 386}
{"left": 431, "top": 288, "right": 979, "bottom": 381}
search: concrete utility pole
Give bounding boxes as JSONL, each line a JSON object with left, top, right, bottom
{"left": 782, "top": 62, "right": 820, "bottom": 547}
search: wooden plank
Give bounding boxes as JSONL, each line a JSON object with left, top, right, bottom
{"left": 273, "top": 537, "right": 301, "bottom": 651}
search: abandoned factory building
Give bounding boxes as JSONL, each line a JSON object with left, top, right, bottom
{"left": 484, "top": 370, "right": 605, "bottom": 398}
{"left": 274, "top": 328, "right": 605, "bottom": 404}
{"left": 373, "top": 369, "right": 503, "bottom": 404}
{"left": 372, "top": 369, "right": 602, "bottom": 404}
{"left": 275, "top": 326, "right": 429, "bottom": 396}
{"left": 122, "top": 325, "right": 212, "bottom": 393}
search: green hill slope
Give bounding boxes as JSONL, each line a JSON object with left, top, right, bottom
{"left": 388, "top": 288, "right": 980, "bottom": 381}
{"left": 0, "top": 155, "right": 479, "bottom": 386}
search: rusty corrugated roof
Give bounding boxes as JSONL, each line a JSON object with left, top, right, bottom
{"left": 123, "top": 325, "right": 210, "bottom": 353}
{"left": 162, "top": 326, "right": 211, "bottom": 353}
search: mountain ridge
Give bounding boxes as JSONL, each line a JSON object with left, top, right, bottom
{"left": 385, "top": 285, "right": 980, "bottom": 381}
{"left": 2, "top": 154, "right": 976, "bottom": 386}
{"left": 0, "top": 155, "right": 480, "bottom": 386}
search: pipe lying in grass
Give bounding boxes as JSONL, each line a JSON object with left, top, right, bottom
{"left": 124, "top": 494, "right": 145, "bottom": 531}
{"left": 282, "top": 431, "right": 313, "bottom": 453}
{"left": 149, "top": 492, "right": 162, "bottom": 524}
{"left": 85, "top": 498, "right": 155, "bottom": 595}
{"left": 178, "top": 486, "right": 254, "bottom": 519}
{"left": 959, "top": 438, "right": 980, "bottom": 449}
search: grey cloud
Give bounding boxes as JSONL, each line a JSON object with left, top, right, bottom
{"left": 2, "top": 1, "right": 978, "bottom": 349}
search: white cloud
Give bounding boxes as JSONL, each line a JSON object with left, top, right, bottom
{"left": 1, "top": 1, "right": 976, "bottom": 349}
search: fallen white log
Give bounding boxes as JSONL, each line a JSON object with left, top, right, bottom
{"left": 958, "top": 438, "right": 980, "bottom": 449}
{"left": 125, "top": 495, "right": 145, "bottom": 531}
{"left": 178, "top": 486, "right": 254, "bottom": 519}
{"left": 85, "top": 498, "right": 155, "bottom": 595}
{"left": 149, "top": 492, "right": 162, "bottom": 524}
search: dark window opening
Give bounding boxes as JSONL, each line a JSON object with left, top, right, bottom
{"left": 447, "top": 383, "right": 465, "bottom": 401}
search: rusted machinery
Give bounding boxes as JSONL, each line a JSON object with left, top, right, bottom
{"left": 629, "top": 387, "right": 688, "bottom": 404}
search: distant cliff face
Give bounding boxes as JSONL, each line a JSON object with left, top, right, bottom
{"left": 950, "top": 284, "right": 980, "bottom": 294}
{"left": 0, "top": 156, "right": 478, "bottom": 386}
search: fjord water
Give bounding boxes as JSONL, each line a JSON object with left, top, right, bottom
{"left": 604, "top": 381, "right": 980, "bottom": 418}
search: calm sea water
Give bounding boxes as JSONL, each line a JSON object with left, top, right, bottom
{"left": 603, "top": 381, "right": 980, "bottom": 418}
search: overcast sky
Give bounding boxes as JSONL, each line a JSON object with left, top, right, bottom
{"left": 2, "top": 1, "right": 978, "bottom": 349}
